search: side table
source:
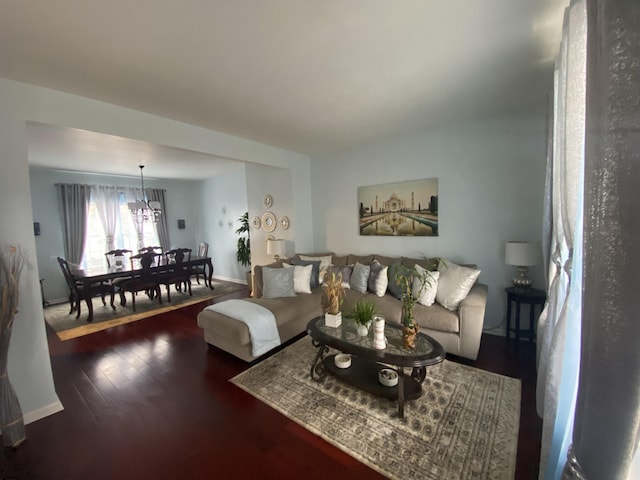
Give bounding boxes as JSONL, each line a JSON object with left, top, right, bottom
{"left": 505, "top": 287, "right": 546, "bottom": 343}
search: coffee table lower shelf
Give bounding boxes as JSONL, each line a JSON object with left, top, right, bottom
{"left": 323, "top": 354, "right": 423, "bottom": 403}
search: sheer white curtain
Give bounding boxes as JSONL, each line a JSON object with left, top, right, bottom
{"left": 536, "top": 0, "right": 586, "bottom": 478}
{"left": 91, "top": 185, "right": 120, "bottom": 252}
{"left": 124, "top": 186, "right": 145, "bottom": 250}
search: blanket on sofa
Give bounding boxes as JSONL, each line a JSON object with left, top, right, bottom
{"left": 203, "top": 300, "right": 281, "bottom": 357}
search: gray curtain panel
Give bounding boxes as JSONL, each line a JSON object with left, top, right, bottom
{"left": 56, "top": 183, "right": 91, "bottom": 264}
{"left": 564, "top": 1, "right": 640, "bottom": 479}
{"left": 146, "top": 188, "right": 170, "bottom": 252}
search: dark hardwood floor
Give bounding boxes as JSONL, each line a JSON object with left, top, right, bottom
{"left": 1, "top": 288, "right": 541, "bottom": 479}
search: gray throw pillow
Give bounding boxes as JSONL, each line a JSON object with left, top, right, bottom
{"left": 387, "top": 263, "right": 409, "bottom": 300}
{"left": 262, "top": 267, "right": 296, "bottom": 299}
{"left": 326, "top": 265, "right": 353, "bottom": 289}
{"left": 350, "top": 262, "right": 370, "bottom": 293}
{"left": 290, "top": 258, "right": 321, "bottom": 289}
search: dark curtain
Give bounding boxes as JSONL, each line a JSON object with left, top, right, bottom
{"left": 146, "top": 188, "right": 170, "bottom": 252}
{"left": 563, "top": 0, "right": 640, "bottom": 478}
{"left": 55, "top": 183, "right": 91, "bottom": 264}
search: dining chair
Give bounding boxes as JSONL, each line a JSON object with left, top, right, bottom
{"left": 57, "top": 257, "right": 115, "bottom": 319}
{"left": 118, "top": 252, "right": 162, "bottom": 311}
{"left": 105, "top": 249, "right": 133, "bottom": 268}
{"left": 159, "top": 248, "right": 192, "bottom": 302}
{"left": 139, "top": 246, "right": 163, "bottom": 255}
{"left": 191, "top": 241, "right": 209, "bottom": 285}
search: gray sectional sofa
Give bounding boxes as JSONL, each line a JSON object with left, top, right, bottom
{"left": 196, "top": 253, "right": 488, "bottom": 362}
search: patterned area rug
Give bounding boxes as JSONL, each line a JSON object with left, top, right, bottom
{"left": 231, "top": 337, "right": 521, "bottom": 480}
{"left": 45, "top": 280, "right": 246, "bottom": 340}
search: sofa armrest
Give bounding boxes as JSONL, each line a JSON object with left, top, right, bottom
{"left": 457, "top": 283, "right": 488, "bottom": 360}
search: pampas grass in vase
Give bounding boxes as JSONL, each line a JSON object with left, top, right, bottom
{"left": 0, "top": 245, "right": 26, "bottom": 447}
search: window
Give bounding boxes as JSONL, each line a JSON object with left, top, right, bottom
{"left": 81, "top": 192, "right": 159, "bottom": 269}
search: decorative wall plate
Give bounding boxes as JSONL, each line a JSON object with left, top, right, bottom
{"left": 252, "top": 216, "right": 261, "bottom": 229}
{"left": 262, "top": 212, "right": 276, "bottom": 232}
{"left": 263, "top": 194, "right": 273, "bottom": 209}
{"left": 279, "top": 216, "right": 290, "bottom": 230}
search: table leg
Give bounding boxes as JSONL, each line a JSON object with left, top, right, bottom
{"left": 83, "top": 279, "right": 94, "bottom": 323}
{"left": 515, "top": 302, "right": 521, "bottom": 343}
{"left": 506, "top": 295, "right": 512, "bottom": 340}
{"left": 529, "top": 304, "right": 536, "bottom": 342}
{"left": 206, "top": 259, "right": 214, "bottom": 290}
{"left": 310, "top": 343, "right": 329, "bottom": 382}
{"left": 397, "top": 367, "right": 405, "bottom": 419}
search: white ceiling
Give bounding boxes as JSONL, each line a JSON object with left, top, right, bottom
{"left": 1, "top": 0, "right": 567, "bottom": 178}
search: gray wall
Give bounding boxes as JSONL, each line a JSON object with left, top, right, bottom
{"left": 309, "top": 112, "right": 547, "bottom": 334}
{"left": 29, "top": 167, "right": 201, "bottom": 303}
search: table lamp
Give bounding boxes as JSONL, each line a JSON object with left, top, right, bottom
{"left": 266, "top": 239, "right": 287, "bottom": 261}
{"left": 505, "top": 241, "right": 541, "bottom": 290}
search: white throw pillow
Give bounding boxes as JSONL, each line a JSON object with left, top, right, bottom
{"left": 299, "top": 255, "right": 332, "bottom": 285}
{"left": 412, "top": 265, "right": 440, "bottom": 306}
{"left": 282, "top": 263, "right": 313, "bottom": 294}
{"left": 435, "top": 260, "right": 481, "bottom": 311}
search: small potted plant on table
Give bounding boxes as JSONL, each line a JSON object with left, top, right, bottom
{"left": 350, "top": 300, "right": 377, "bottom": 336}
{"left": 322, "top": 271, "right": 344, "bottom": 327}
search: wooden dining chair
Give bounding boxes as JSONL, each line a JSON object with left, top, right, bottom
{"left": 138, "top": 246, "right": 163, "bottom": 255}
{"left": 159, "top": 248, "right": 192, "bottom": 302}
{"left": 105, "top": 249, "right": 133, "bottom": 268}
{"left": 191, "top": 242, "right": 209, "bottom": 285}
{"left": 117, "top": 252, "right": 162, "bottom": 311}
{"left": 57, "top": 257, "right": 115, "bottom": 319}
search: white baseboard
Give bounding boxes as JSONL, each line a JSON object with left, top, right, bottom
{"left": 212, "top": 274, "right": 246, "bottom": 285}
{"left": 23, "top": 399, "right": 64, "bottom": 425}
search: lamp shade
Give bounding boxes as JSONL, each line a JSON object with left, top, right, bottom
{"left": 267, "top": 239, "right": 287, "bottom": 257}
{"left": 505, "top": 241, "right": 541, "bottom": 266}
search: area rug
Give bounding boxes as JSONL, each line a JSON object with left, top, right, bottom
{"left": 45, "top": 280, "right": 246, "bottom": 340}
{"left": 231, "top": 337, "right": 521, "bottom": 480}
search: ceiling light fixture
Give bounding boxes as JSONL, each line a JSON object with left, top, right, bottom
{"left": 128, "top": 165, "right": 161, "bottom": 223}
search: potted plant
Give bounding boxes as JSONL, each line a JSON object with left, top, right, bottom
{"left": 235, "top": 212, "right": 252, "bottom": 292}
{"left": 396, "top": 264, "right": 439, "bottom": 349}
{"left": 322, "top": 271, "right": 344, "bottom": 327}
{"left": 350, "top": 299, "right": 377, "bottom": 336}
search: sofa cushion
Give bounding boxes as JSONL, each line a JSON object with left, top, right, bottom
{"left": 299, "top": 254, "right": 332, "bottom": 285}
{"left": 282, "top": 263, "right": 313, "bottom": 294}
{"left": 413, "top": 302, "right": 460, "bottom": 333}
{"left": 327, "top": 264, "right": 353, "bottom": 289}
{"left": 412, "top": 265, "right": 439, "bottom": 306}
{"left": 350, "top": 262, "right": 370, "bottom": 293}
{"left": 368, "top": 260, "right": 388, "bottom": 297}
{"left": 402, "top": 256, "right": 440, "bottom": 271}
{"left": 386, "top": 263, "right": 409, "bottom": 300}
{"left": 436, "top": 260, "right": 481, "bottom": 310}
{"left": 374, "top": 255, "right": 402, "bottom": 267}
{"left": 262, "top": 266, "right": 297, "bottom": 299}
{"left": 348, "top": 254, "right": 374, "bottom": 266}
{"left": 331, "top": 255, "right": 349, "bottom": 266}
{"left": 290, "top": 258, "right": 321, "bottom": 289}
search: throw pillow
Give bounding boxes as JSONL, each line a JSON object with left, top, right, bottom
{"left": 350, "top": 262, "right": 371, "bottom": 293}
{"left": 326, "top": 265, "right": 353, "bottom": 289}
{"left": 262, "top": 266, "right": 296, "bottom": 299}
{"left": 290, "top": 258, "right": 321, "bottom": 289}
{"left": 299, "top": 254, "right": 332, "bottom": 285}
{"left": 412, "top": 264, "right": 440, "bottom": 306}
{"left": 368, "top": 260, "right": 388, "bottom": 297}
{"left": 435, "top": 260, "right": 481, "bottom": 310}
{"left": 387, "top": 264, "right": 409, "bottom": 300}
{"left": 282, "top": 263, "right": 313, "bottom": 294}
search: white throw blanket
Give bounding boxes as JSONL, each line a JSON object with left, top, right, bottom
{"left": 204, "top": 300, "right": 281, "bottom": 357}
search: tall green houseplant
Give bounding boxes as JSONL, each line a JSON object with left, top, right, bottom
{"left": 235, "top": 212, "right": 252, "bottom": 292}
{"left": 236, "top": 212, "right": 251, "bottom": 268}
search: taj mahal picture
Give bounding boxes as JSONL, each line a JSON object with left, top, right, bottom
{"left": 358, "top": 178, "right": 438, "bottom": 236}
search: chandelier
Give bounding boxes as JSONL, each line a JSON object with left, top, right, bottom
{"left": 128, "top": 165, "right": 161, "bottom": 223}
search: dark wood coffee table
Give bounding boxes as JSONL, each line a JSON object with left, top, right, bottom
{"left": 306, "top": 316, "right": 445, "bottom": 418}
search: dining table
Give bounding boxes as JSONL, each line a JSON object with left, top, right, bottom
{"left": 69, "top": 256, "right": 214, "bottom": 323}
